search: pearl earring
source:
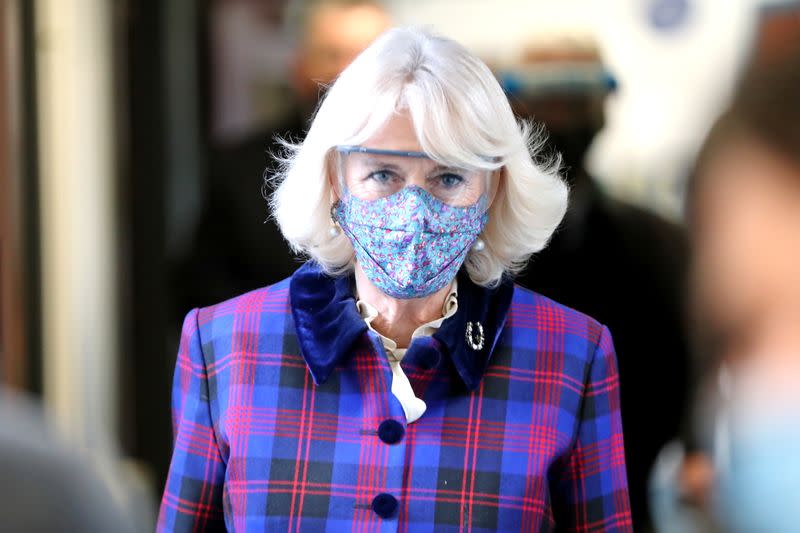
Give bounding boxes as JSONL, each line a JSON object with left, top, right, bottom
{"left": 471, "top": 238, "right": 485, "bottom": 252}
{"left": 329, "top": 203, "right": 341, "bottom": 238}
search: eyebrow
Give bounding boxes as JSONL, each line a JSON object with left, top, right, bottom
{"left": 360, "top": 157, "right": 464, "bottom": 174}
{"left": 431, "top": 164, "right": 464, "bottom": 173}
{"left": 361, "top": 157, "right": 403, "bottom": 171}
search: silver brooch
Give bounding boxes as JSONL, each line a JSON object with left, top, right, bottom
{"left": 465, "top": 321, "right": 485, "bottom": 351}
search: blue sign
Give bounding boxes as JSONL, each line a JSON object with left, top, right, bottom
{"left": 647, "top": 0, "right": 691, "bottom": 31}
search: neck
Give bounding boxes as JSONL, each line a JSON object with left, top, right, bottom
{"left": 354, "top": 264, "right": 452, "bottom": 349}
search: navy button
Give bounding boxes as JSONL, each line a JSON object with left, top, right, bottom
{"left": 371, "top": 493, "right": 398, "bottom": 518}
{"left": 378, "top": 419, "right": 405, "bottom": 444}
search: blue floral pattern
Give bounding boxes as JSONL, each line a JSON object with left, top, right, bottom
{"left": 334, "top": 186, "right": 488, "bottom": 299}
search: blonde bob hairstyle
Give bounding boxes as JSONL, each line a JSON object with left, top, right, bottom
{"left": 271, "top": 27, "right": 568, "bottom": 287}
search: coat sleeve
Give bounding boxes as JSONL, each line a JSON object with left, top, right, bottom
{"left": 552, "top": 325, "right": 633, "bottom": 532}
{"left": 157, "top": 308, "right": 226, "bottom": 532}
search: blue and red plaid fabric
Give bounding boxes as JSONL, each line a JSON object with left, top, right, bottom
{"left": 158, "top": 263, "right": 632, "bottom": 532}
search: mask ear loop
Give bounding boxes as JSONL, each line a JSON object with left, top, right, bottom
{"left": 469, "top": 167, "right": 491, "bottom": 253}
{"left": 470, "top": 163, "right": 502, "bottom": 253}
{"left": 328, "top": 149, "right": 345, "bottom": 239}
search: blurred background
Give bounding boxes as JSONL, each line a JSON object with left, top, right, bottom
{"left": 1, "top": 0, "right": 799, "bottom": 531}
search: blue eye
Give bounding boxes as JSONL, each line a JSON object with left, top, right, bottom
{"left": 437, "top": 173, "right": 464, "bottom": 188}
{"left": 366, "top": 170, "right": 397, "bottom": 184}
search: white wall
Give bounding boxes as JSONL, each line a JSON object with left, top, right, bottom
{"left": 35, "top": 0, "right": 119, "bottom": 455}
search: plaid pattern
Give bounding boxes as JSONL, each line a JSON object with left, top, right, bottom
{"left": 158, "top": 272, "right": 631, "bottom": 532}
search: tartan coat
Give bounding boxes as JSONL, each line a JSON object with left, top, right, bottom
{"left": 158, "top": 262, "right": 632, "bottom": 532}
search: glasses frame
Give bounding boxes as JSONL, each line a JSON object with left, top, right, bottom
{"left": 334, "top": 145, "right": 502, "bottom": 164}
{"left": 335, "top": 145, "right": 429, "bottom": 159}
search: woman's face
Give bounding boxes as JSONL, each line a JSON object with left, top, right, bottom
{"left": 335, "top": 111, "right": 497, "bottom": 208}
{"left": 329, "top": 110, "right": 501, "bottom": 300}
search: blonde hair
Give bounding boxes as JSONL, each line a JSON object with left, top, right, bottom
{"left": 271, "top": 27, "right": 568, "bottom": 286}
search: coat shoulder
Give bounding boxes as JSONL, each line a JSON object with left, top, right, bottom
{"left": 197, "top": 277, "right": 292, "bottom": 319}
{"left": 192, "top": 276, "right": 294, "bottom": 363}
{"left": 509, "top": 284, "right": 607, "bottom": 353}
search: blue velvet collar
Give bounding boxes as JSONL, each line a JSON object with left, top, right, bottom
{"left": 289, "top": 261, "right": 514, "bottom": 391}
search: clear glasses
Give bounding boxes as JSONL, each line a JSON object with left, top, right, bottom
{"left": 334, "top": 145, "right": 493, "bottom": 209}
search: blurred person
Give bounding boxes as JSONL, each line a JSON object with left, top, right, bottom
{"left": 171, "top": 0, "right": 391, "bottom": 319}
{"left": 668, "top": 47, "right": 800, "bottom": 532}
{"left": 159, "top": 28, "right": 632, "bottom": 531}
{"left": 287, "top": 0, "right": 393, "bottom": 120}
{"left": 500, "top": 35, "right": 691, "bottom": 531}
{"left": 0, "top": 388, "right": 137, "bottom": 532}
{"left": 211, "top": 0, "right": 295, "bottom": 142}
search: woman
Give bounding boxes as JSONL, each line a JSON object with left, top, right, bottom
{"left": 158, "top": 28, "right": 631, "bottom": 532}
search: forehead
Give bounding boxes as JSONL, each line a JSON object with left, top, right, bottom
{"left": 360, "top": 111, "right": 422, "bottom": 153}
{"left": 348, "top": 104, "right": 495, "bottom": 171}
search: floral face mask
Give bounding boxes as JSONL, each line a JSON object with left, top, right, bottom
{"left": 333, "top": 185, "right": 488, "bottom": 299}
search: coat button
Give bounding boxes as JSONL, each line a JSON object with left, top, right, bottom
{"left": 371, "top": 493, "right": 398, "bottom": 518}
{"left": 378, "top": 419, "right": 404, "bottom": 444}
